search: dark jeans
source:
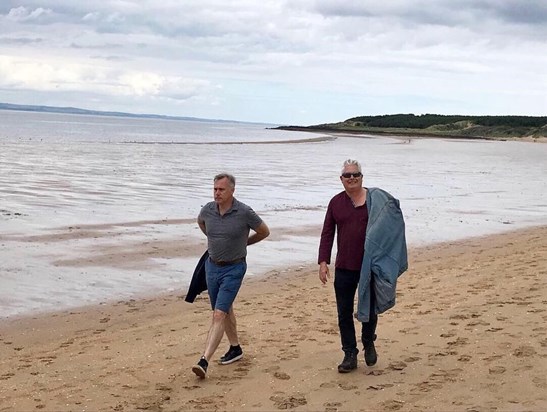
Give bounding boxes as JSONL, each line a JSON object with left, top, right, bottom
{"left": 334, "top": 268, "right": 378, "bottom": 354}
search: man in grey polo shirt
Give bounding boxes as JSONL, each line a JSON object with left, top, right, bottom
{"left": 192, "top": 173, "right": 270, "bottom": 378}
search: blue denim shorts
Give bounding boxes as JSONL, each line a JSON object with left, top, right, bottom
{"left": 205, "top": 258, "right": 247, "bottom": 312}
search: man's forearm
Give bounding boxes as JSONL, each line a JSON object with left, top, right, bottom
{"left": 248, "top": 222, "right": 270, "bottom": 245}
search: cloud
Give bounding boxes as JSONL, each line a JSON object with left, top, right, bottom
{"left": 0, "top": 55, "right": 211, "bottom": 102}
{"left": 6, "top": 6, "right": 53, "bottom": 23}
{"left": 0, "top": 36, "right": 43, "bottom": 45}
{"left": 117, "top": 71, "right": 210, "bottom": 100}
{"left": 308, "top": 0, "right": 547, "bottom": 26}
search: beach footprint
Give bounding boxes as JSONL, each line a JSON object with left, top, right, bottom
{"left": 488, "top": 365, "right": 506, "bottom": 375}
{"left": 513, "top": 345, "right": 536, "bottom": 357}
{"left": 324, "top": 401, "right": 342, "bottom": 411}
{"left": 270, "top": 393, "right": 307, "bottom": 409}
{"left": 186, "top": 395, "right": 227, "bottom": 411}
{"left": 273, "top": 371, "right": 291, "bottom": 380}
{"left": 387, "top": 361, "right": 407, "bottom": 371}
{"left": 0, "top": 372, "right": 15, "bottom": 380}
{"left": 381, "top": 400, "right": 405, "bottom": 410}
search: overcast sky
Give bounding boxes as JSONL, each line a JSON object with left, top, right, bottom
{"left": 1, "top": 1, "right": 546, "bottom": 124}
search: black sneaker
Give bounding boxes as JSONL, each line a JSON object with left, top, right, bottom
{"left": 337, "top": 350, "right": 358, "bottom": 373}
{"left": 364, "top": 341, "right": 377, "bottom": 366}
{"left": 219, "top": 345, "right": 243, "bottom": 365}
{"left": 192, "top": 357, "right": 208, "bottom": 378}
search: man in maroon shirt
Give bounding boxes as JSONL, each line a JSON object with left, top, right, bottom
{"left": 318, "top": 159, "right": 377, "bottom": 373}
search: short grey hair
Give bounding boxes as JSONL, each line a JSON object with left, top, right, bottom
{"left": 214, "top": 173, "right": 236, "bottom": 188}
{"left": 341, "top": 159, "right": 362, "bottom": 175}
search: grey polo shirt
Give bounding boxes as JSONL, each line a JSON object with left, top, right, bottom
{"left": 198, "top": 198, "right": 263, "bottom": 262}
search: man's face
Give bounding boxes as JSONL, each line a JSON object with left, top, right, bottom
{"left": 340, "top": 164, "right": 363, "bottom": 191}
{"left": 214, "top": 177, "right": 235, "bottom": 205}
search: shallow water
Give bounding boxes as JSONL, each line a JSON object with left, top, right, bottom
{"left": 1, "top": 110, "right": 546, "bottom": 318}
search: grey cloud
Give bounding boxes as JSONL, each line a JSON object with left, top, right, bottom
{"left": 486, "top": 0, "right": 547, "bottom": 25}
{"left": 310, "top": 0, "right": 547, "bottom": 27}
{"left": 1, "top": 3, "right": 132, "bottom": 31}
{"left": 0, "top": 36, "right": 43, "bottom": 44}
{"left": 0, "top": 2, "right": 334, "bottom": 56}
{"left": 299, "top": 0, "right": 547, "bottom": 50}
{"left": 3, "top": 6, "right": 58, "bottom": 25}
{"left": 104, "top": 55, "right": 131, "bottom": 62}
{"left": 90, "top": 55, "right": 133, "bottom": 62}
{"left": 2, "top": 1, "right": 544, "bottom": 60}
{"left": 70, "top": 42, "right": 125, "bottom": 50}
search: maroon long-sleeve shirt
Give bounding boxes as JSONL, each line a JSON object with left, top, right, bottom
{"left": 318, "top": 191, "right": 369, "bottom": 271}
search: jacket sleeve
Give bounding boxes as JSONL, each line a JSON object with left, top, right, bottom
{"left": 318, "top": 200, "right": 336, "bottom": 264}
{"left": 184, "top": 250, "right": 209, "bottom": 303}
{"left": 357, "top": 188, "right": 408, "bottom": 322}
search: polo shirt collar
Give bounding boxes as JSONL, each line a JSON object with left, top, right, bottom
{"left": 213, "top": 197, "right": 240, "bottom": 215}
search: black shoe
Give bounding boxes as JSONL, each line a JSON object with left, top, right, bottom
{"left": 364, "top": 341, "right": 377, "bottom": 366}
{"left": 337, "top": 350, "right": 358, "bottom": 373}
{"left": 219, "top": 345, "right": 243, "bottom": 365}
{"left": 192, "top": 357, "right": 208, "bottom": 378}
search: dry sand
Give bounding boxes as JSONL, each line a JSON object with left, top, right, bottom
{"left": 1, "top": 226, "right": 546, "bottom": 411}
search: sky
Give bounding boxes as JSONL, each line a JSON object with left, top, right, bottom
{"left": 0, "top": 1, "right": 546, "bottom": 125}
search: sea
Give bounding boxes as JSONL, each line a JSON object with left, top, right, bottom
{"left": 1, "top": 109, "right": 546, "bottom": 318}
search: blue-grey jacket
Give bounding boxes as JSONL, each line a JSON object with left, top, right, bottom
{"left": 357, "top": 187, "right": 408, "bottom": 322}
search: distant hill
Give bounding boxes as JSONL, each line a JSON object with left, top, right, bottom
{"left": 277, "top": 114, "right": 547, "bottom": 140}
{"left": 0, "top": 102, "right": 251, "bottom": 124}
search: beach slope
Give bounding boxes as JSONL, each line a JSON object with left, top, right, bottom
{"left": 1, "top": 226, "right": 546, "bottom": 411}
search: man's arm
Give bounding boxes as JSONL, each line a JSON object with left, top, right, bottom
{"left": 318, "top": 201, "right": 336, "bottom": 284}
{"left": 318, "top": 203, "right": 335, "bottom": 264}
{"left": 247, "top": 222, "right": 270, "bottom": 245}
{"left": 197, "top": 218, "right": 207, "bottom": 235}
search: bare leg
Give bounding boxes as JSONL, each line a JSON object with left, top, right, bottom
{"left": 203, "top": 309, "right": 228, "bottom": 360}
{"left": 224, "top": 306, "right": 239, "bottom": 346}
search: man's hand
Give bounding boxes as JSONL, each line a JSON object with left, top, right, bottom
{"left": 319, "top": 262, "right": 330, "bottom": 285}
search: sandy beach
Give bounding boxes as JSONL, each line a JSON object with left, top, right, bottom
{"left": 1, "top": 225, "right": 546, "bottom": 411}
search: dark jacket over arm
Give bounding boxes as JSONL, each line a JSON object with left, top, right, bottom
{"left": 184, "top": 250, "right": 209, "bottom": 303}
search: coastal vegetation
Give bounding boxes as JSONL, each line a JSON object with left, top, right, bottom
{"left": 278, "top": 114, "right": 547, "bottom": 140}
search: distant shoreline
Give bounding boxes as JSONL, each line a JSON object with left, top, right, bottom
{"left": 280, "top": 113, "right": 547, "bottom": 141}
{"left": 125, "top": 135, "right": 336, "bottom": 144}
{"left": 274, "top": 125, "right": 547, "bottom": 143}
{"left": 3, "top": 102, "right": 545, "bottom": 142}
{"left": 0, "top": 102, "right": 270, "bottom": 125}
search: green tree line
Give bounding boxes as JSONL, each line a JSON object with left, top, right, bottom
{"left": 346, "top": 114, "right": 547, "bottom": 129}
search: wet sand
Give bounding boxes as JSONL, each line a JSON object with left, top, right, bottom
{"left": 1, "top": 226, "right": 546, "bottom": 411}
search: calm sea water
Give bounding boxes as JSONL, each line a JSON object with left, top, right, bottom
{"left": 1, "top": 110, "right": 546, "bottom": 318}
